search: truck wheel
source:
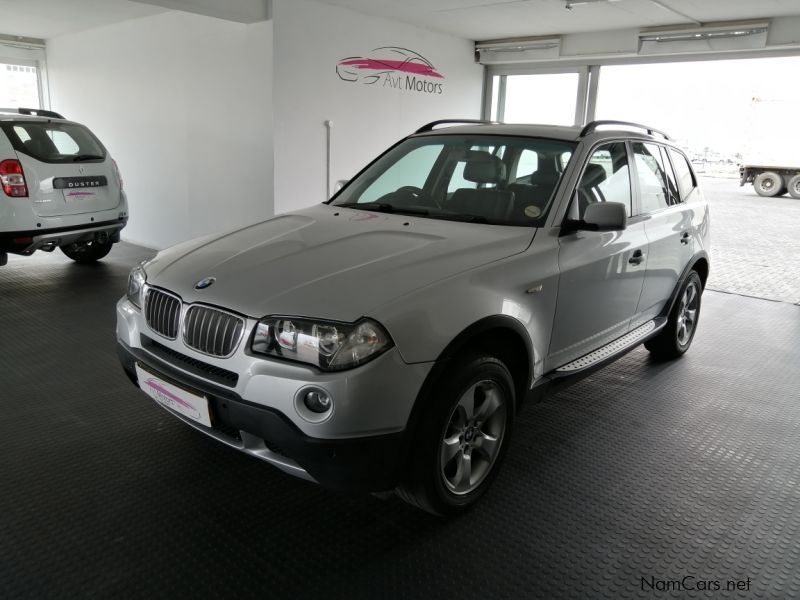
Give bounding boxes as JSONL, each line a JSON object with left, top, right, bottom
{"left": 788, "top": 175, "right": 800, "bottom": 200}
{"left": 753, "top": 172, "right": 783, "bottom": 197}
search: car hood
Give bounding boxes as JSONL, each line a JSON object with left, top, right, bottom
{"left": 144, "top": 203, "right": 536, "bottom": 322}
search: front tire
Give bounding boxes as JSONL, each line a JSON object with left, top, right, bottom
{"left": 753, "top": 171, "right": 783, "bottom": 197}
{"left": 60, "top": 240, "right": 114, "bottom": 264}
{"left": 397, "top": 354, "right": 514, "bottom": 515}
{"left": 645, "top": 271, "right": 702, "bottom": 360}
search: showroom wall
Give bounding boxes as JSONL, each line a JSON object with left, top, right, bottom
{"left": 47, "top": 11, "right": 273, "bottom": 250}
{"left": 271, "top": 0, "right": 484, "bottom": 214}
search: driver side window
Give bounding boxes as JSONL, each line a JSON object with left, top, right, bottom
{"left": 357, "top": 144, "right": 443, "bottom": 204}
{"left": 568, "top": 142, "right": 632, "bottom": 220}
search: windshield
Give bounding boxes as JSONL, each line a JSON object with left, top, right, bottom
{"left": 0, "top": 120, "right": 106, "bottom": 164}
{"left": 331, "top": 134, "right": 575, "bottom": 226}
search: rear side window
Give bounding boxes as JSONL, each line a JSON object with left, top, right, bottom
{"left": 668, "top": 148, "right": 696, "bottom": 200}
{"left": 632, "top": 142, "right": 670, "bottom": 213}
{"left": 0, "top": 121, "right": 106, "bottom": 163}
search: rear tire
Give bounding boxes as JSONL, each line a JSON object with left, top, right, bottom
{"left": 60, "top": 240, "right": 114, "bottom": 264}
{"left": 397, "top": 353, "right": 515, "bottom": 515}
{"left": 753, "top": 171, "right": 783, "bottom": 197}
{"left": 788, "top": 174, "right": 800, "bottom": 200}
{"left": 645, "top": 271, "right": 702, "bottom": 360}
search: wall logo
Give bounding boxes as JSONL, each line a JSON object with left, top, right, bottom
{"left": 336, "top": 47, "right": 444, "bottom": 95}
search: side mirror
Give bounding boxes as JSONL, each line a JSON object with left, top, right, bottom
{"left": 334, "top": 179, "right": 349, "bottom": 193}
{"left": 581, "top": 202, "right": 627, "bottom": 231}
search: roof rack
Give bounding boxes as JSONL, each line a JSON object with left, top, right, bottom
{"left": 415, "top": 119, "right": 499, "bottom": 134}
{"left": 0, "top": 107, "right": 65, "bottom": 120}
{"left": 580, "top": 120, "right": 670, "bottom": 140}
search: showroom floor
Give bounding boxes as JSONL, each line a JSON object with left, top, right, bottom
{"left": 2, "top": 241, "right": 799, "bottom": 599}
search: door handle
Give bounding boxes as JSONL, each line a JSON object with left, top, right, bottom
{"left": 680, "top": 231, "right": 691, "bottom": 245}
{"left": 629, "top": 249, "right": 645, "bottom": 265}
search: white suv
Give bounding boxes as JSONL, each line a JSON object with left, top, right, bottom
{"left": 0, "top": 108, "right": 127, "bottom": 266}
{"left": 117, "top": 119, "right": 710, "bottom": 514}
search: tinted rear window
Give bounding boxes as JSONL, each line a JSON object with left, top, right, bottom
{"left": 0, "top": 120, "right": 106, "bottom": 163}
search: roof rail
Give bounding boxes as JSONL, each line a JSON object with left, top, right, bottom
{"left": 415, "top": 119, "right": 499, "bottom": 134}
{"left": 0, "top": 107, "right": 65, "bottom": 120}
{"left": 580, "top": 120, "right": 670, "bottom": 140}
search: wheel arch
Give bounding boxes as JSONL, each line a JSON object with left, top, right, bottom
{"left": 661, "top": 252, "right": 709, "bottom": 318}
{"left": 403, "top": 314, "right": 533, "bottom": 438}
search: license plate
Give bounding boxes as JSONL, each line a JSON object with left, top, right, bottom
{"left": 135, "top": 364, "right": 212, "bottom": 427}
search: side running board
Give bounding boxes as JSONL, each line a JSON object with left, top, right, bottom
{"left": 554, "top": 319, "right": 665, "bottom": 374}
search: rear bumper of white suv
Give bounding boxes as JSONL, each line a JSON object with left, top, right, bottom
{"left": 0, "top": 216, "right": 127, "bottom": 255}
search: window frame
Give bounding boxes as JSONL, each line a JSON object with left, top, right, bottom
{"left": 0, "top": 40, "right": 49, "bottom": 110}
{"left": 630, "top": 140, "right": 677, "bottom": 216}
{"left": 666, "top": 147, "right": 698, "bottom": 202}
{"left": 564, "top": 138, "right": 635, "bottom": 222}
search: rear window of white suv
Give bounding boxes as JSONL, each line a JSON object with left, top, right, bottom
{"left": 1, "top": 121, "right": 106, "bottom": 163}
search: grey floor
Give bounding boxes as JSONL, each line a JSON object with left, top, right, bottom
{"left": 2, "top": 184, "right": 799, "bottom": 599}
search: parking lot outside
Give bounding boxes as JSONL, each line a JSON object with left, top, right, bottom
{"left": 700, "top": 176, "right": 800, "bottom": 305}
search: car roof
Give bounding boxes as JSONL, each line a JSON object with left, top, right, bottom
{"left": 413, "top": 123, "right": 584, "bottom": 142}
{"left": 0, "top": 109, "right": 68, "bottom": 123}
{"left": 411, "top": 120, "right": 675, "bottom": 146}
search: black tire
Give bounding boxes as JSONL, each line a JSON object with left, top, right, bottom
{"left": 396, "top": 353, "right": 515, "bottom": 515}
{"left": 753, "top": 171, "right": 783, "bottom": 197}
{"left": 60, "top": 240, "right": 114, "bottom": 264}
{"left": 645, "top": 271, "right": 703, "bottom": 360}
{"left": 788, "top": 174, "right": 800, "bottom": 200}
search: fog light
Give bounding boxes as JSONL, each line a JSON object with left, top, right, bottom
{"left": 304, "top": 390, "right": 332, "bottom": 413}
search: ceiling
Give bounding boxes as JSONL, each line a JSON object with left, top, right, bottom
{"left": 1, "top": 0, "right": 799, "bottom": 41}
{"left": 0, "top": 0, "right": 166, "bottom": 39}
{"left": 314, "top": 0, "right": 800, "bottom": 40}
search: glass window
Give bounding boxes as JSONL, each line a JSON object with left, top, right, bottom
{"left": 0, "top": 121, "right": 106, "bottom": 164}
{"left": 0, "top": 62, "right": 40, "bottom": 108}
{"left": 358, "top": 144, "right": 443, "bottom": 204}
{"left": 668, "top": 148, "right": 696, "bottom": 200}
{"left": 332, "top": 135, "right": 576, "bottom": 226}
{"left": 513, "top": 149, "right": 539, "bottom": 182}
{"left": 571, "top": 142, "right": 632, "bottom": 219}
{"left": 503, "top": 72, "right": 579, "bottom": 126}
{"left": 447, "top": 160, "right": 478, "bottom": 194}
{"left": 633, "top": 142, "right": 670, "bottom": 213}
{"left": 657, "top": 146, "right": 680, "bottom": 205}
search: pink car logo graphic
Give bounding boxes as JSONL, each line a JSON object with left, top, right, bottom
{"left": 337, "top": 47, "right": 444, "bottom": 85}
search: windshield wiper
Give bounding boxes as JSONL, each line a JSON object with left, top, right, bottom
{"left": 337, "top": 202, "right": 430, "bottom": 216}
{"left": 435, "top": 213, "right": 490, "bottom": 224}
{"left": 71, "top": 154, "right": 104, "bottom": 162}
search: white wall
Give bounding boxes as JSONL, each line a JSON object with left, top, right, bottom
{"left": 47, "top": 11, "right": 273, "bottom": 249}
{"left": 272, "top": 0, "right": 483, "bottom": 214}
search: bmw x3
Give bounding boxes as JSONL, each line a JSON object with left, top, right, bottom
{"left": 117, "top": 119, "right": 710, "bottom": 514}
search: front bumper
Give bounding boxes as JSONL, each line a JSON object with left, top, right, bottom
{"left": 116, "top": 296, "right": 433, "bottom": 491}
{"left": 118, "top": 340, "right": 410, "bottom": 491}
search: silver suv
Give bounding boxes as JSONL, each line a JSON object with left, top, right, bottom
{"left": 0, "top": 108, "right": 127, "bottom": 266}
{"left": 117, "top": 119, "right": 710, "bottom": 514}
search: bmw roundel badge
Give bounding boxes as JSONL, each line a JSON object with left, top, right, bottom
{"left": 195, "top": 277, "right": 216, "bottom": 290}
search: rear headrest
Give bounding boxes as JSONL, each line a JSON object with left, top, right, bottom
{"left": 463, "top": 151, "right": 506, "bottom": 184}
{"left": 580, "top": 163, "right": 607, "bottom": 188}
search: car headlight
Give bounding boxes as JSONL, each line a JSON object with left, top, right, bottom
{"left": 250, "top": 317, "right": 393, "bottom": 371}
{"left": 127, "top": 262, "right": 147, "bottom": 309}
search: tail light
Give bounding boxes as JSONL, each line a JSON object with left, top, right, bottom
{"left": 112, "top": 158, "right": 124, "bottom": 190}
{"left": 0, "top": 159, "right": 28, "bottom": 197}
